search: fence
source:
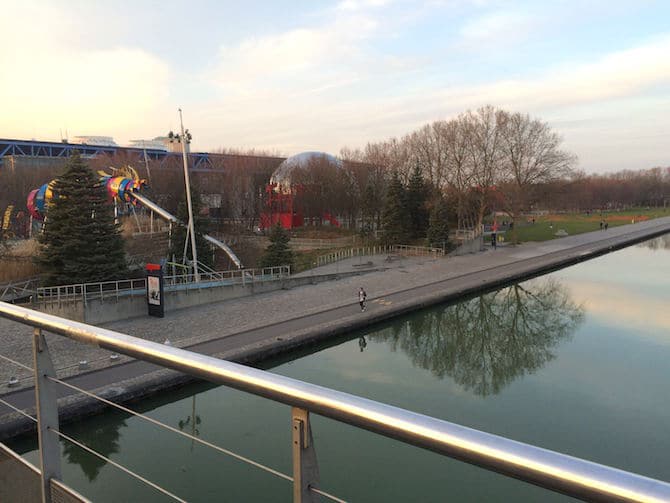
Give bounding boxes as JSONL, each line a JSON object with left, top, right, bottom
{"left": 163, "top": 265, "right": 290, "bottom": 290}
{"left": 34, "top": 266, "right": 292, "bottom": 308}
{"left": 289, "top": 237, "right": 356, "bottom": 250}
{"left": 0, "top": 277, "right": 41, "bottom": 303}
{"left": 316, "top": 244, "right": 445, "bottom": 267}
{"left": 453, "top": 227, "right": 483, "bottom": 242}
{"left": 1, "top": 301, "right": 669, "bottom": 502}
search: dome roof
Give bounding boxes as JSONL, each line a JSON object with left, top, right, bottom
{"left": 270, "top": 151, "right": 343, "bottom": 191}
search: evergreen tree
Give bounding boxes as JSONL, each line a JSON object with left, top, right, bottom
{"left": 406, "top": 165, "right": 429, "bottom": 239}
{"left": 380, "top": 171, "right": 409, "bottom": 244}
{"left": 168, "top": 186, "right": 214, "bottom": 269}
{"left": 37, "top": 150, "right": 127, "bottom": 286}
{"left": 426, "top": 197, "right": 450, "bottom": 250}
{"left": 259, "top": 224, "right": 294, "bottom": 268}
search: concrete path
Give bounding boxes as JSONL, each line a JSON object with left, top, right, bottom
{"left": 1, "top": 216, "right": 669, "bottom": 436}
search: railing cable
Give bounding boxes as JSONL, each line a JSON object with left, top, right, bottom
{"left": 310, "top": 486, "right": 348, "bottom": 502}
{"left": 0, "top": 397, "right": 37, "bottom": 422}
{"left": 0, "top": 353, "right": 351, "bottom": 500}
{"left": 0, "top": 352, "right": 33, "bottom": 372}
{"left": 49, "top": 426, "right": 186, "bottom": 503}
{"left": 46, "top": 375, "right": 293, "bottom": 483}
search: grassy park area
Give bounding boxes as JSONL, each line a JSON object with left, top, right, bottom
{"left": 511, "top": 207, "right": 669, "bottom": 243}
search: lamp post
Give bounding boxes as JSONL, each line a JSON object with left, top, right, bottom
{"left": 169, "top": 109, "right": 199, "bottom": 282}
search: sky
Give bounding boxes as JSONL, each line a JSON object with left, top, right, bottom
{"left": 1, "top": 0, "right": 669, "bottom": 173}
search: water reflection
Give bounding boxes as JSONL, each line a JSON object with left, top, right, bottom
{"left": 638, "top": 235, "right": 670, "bottom": 251}
{"left": 371, "top": 278, "right": 585, "bottom": 396}
{"left": 62, "top": 413, "right": 128, "bottom": 481}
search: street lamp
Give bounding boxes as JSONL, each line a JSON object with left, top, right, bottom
{"left": 168, "top": 109, "right": 199, "bottom": 282}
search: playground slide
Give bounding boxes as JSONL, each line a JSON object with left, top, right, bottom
{"left": 132, "top": 193, "right": 243, "bottom": 269}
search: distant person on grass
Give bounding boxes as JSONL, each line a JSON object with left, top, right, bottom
{"left": 358, "top": 287, "right": 367, "bottom": 312}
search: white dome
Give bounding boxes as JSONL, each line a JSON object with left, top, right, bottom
{"left": 270, "top": 151, "right": 343, "bottom": 191}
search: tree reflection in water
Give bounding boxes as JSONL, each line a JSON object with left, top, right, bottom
{"left": 371, "top": 278, "right": 584, "bottom": 396}
{"left": 638, "top": 235, "right": 670, "bottom": 251}
{"left": 62, "top": 413, "right": 128, "bottom": 481}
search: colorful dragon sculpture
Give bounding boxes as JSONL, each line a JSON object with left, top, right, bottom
{"left": 27, "top": 166, "right": 148, "bottom": 221}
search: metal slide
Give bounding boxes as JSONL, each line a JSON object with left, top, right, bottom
{"left": 133, "top": 192, "right": 243, "bottom": 269}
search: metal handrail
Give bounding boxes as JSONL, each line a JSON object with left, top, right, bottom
{"left": 33, "top": 266, "right": 292, "bottom": 304}
{"left": 316, "top": 244, "right": 446, "bottom": 267}
{"left": 1, "top": 302, "right": 669, "bottom": 502}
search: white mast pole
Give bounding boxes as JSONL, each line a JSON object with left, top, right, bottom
{"left": 179, "top": 108, "right": 199, "bottom": 282}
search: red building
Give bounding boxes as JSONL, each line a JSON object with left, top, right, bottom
{"left": 260, "top": 151, "right": 343, "bottom": 229}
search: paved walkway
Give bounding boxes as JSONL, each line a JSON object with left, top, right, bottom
{"left": 1, "top": 216, "right": 669, "bottom": 429}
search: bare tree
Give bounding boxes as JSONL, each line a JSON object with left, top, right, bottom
{"left": 466, "top": 106, "right": 507, "bottom": 228}
{"left": 499, "top": 112, "right": 576, "bottom": 241}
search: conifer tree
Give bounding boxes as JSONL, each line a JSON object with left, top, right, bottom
{"left": 406, "top": 165, "right": 429, "bottom": 239}
{"left": 168, "top": 186, "right": 213, "bottom": 269}
{"left": 259, "top": 223, "right": 294, "bottom": 268}
{"left": 380, "top": 171, "right": 409, "bottom": 244}
{"left": 37, "top": 150, "right": 127, "bottom": 286}
{"left": 426, "top": 197, "right": 450, "bottom": 250}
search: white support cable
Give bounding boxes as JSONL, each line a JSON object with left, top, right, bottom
{"left": 49, "top": 426, "right": 187, "bottom": 503}
{"left": 310, "top": 486, "right": 348, "bottom": 502}
{"left": 46, "top": 376, "right": 293, "bottom": 483}
{"left": 0, "top": 353, "right": 33, "bottom": 372}
{"left": 0, "top": 351, "right": 123, "bottom": 379}
{"left": 2, "top": 358, "right": 348, "bottom": 501}
{"left": 0, "top": 397, "right": 37, "bottom": 422}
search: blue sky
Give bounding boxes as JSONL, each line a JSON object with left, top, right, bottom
{"left": 1, "top": 0, "right": 669, "bottom": 172}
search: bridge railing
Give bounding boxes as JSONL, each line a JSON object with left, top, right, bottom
{"left": 1, "top": 301, "right": 669, "bottom": 503}
{"left": 33, "top": 266, "right": 292, "bottom": 306}
{"left": 163, "top": 265, "right": 290, "bottom": 287}
{"left": 316, "top": 244, "right": 445, "bottom": 267}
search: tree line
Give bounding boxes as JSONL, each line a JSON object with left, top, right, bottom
{"left": 340, "top": 105, "right": 577, "bottom": 234}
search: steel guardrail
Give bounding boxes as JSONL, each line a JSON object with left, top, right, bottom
{"left": 1, "top": 301, "right": 669, "bottom": 502}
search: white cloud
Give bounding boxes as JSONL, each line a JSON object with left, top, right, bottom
{"left": 201, "top": 28, "right": 670, "bottom": 160}
{"left": 209, "top": 10, "right": 381, "bottom": 100}
{"left": 337, "top": 0, "right": 390, "bottom": 11}
{"left": 0, "top": 2, "right": 171, "bottom": 143}
{"left": 458, "top": 11, "right": 537, "bottom": 48}
{"left": 3, "top": 2, "right": 668, "bottom": 172}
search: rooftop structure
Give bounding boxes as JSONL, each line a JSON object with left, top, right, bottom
{"left": 70, "top": 135, "right": 119, "bottom": 147}
{"left": 270, "top": 151, "right": 343, "bottom": 192}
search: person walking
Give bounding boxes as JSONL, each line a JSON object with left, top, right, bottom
{"left": 358, "top": 287, "right": 367, "bottom": 312}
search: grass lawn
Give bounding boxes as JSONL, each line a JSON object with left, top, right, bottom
{"left": 511, "top": 207, "right": 670, "bottom": 243}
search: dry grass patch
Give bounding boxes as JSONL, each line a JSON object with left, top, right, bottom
{"left": 0, "top": 239, "right": 41, "bottom": 282}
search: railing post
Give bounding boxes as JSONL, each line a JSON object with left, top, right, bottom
{"left": 33, "top": 328, "right": 62, "bottom": 503}
{"left": 292, "top": 407, "right": 320, "bottom": 503}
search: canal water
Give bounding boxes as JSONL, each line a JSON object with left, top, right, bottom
{"left": 12, "top": 236, "right": 670, "bottom": 502}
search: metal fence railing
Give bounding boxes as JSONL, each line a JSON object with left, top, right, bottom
{"left": 316, "top": 244, "right": 445, "bottom": 268}
{"left": 163, "top": 265, "right": 290, "bottom": 289}
{"left": 453, "top": 227, "right": 483, "bottom": 242}
{"left": 0, "top": 276, "right": 41, "bottom": 303}
{"left": 1, "top": 301, "right": 669, "bottom": 502}
{"left": 33, "top": 266, "right": 292, "bottom": 307}
{"left": 35, "top": 279, "right": 147, "bottom": 307}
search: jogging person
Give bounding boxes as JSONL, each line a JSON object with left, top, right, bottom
{"left": 358, "top": 287, "right": 367, "bottom": 312}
